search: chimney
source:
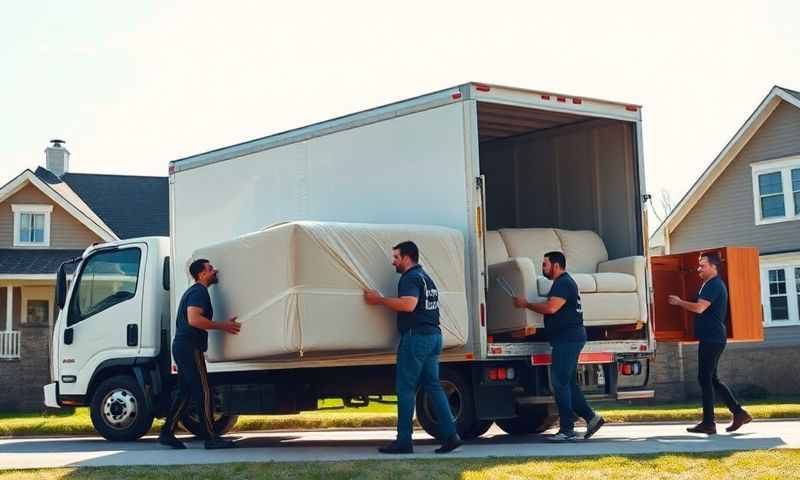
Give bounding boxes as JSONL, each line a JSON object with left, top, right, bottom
{"left": 45, "top": 139, "right": 70, "bottom": 177}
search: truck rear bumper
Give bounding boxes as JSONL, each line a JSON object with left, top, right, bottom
{"left": 616, "top": 389, "right": 655, "bottom": 400}
{"left": 43, "top": 383, "right": 59, "bottom": 408}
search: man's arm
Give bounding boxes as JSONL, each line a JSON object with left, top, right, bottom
{"left": 667, "top": 295, "right": 711, "bottom": 314}
{"left": 187, "top": 307, "right": 241, "bottom": 334}
{"left": 514, "top": 296, "right": 566, "bottom": 315}
{"left": 364, "top": 290, "right": 418, "bottom": 313}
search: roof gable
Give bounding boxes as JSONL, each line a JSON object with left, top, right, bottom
{"left": 652, "top": 86, "right": 800, "bottom": 248}
{"left": 0, "top": 170, "right": 117, "bottom": 241}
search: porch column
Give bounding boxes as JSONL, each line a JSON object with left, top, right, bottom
{"left": 5, "top": 286, "right": 12, "bottom": 332}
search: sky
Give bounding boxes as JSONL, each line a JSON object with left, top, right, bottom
{"left": 1, "top": 0, "right": 798, "bottom": 231}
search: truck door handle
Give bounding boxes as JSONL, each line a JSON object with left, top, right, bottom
{"left": 127, "top": 324, "right": 138, "bottom": 347}
{"left": 64, "top": 328, "right": 73, "bottom": 345}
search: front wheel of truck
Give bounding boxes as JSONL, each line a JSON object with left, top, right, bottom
{"left": 90, "top": 375, "right": 154, "bottom": 441}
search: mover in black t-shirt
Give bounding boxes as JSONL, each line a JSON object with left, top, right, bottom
{"left": 513, "top": 251, "right": 604, "bottom": 441}
{"left": 364, "top": 241, "right": 461, "bottom": 455}
{"left": 159, "top": 259, "right": 241, "bottom": 450}
{"left": 668, "top": 252, "right": 750, "bottom": 434}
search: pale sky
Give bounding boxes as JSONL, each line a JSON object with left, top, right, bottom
{"left": 2, "top": 0, "right": 798, "bottom": 231}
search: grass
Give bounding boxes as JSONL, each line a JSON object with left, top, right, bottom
{"left": 2, "top": 397, "right": 799, "bottom": 438}
{"left": 2, "top": 450, "right": 800, "bottom": 479}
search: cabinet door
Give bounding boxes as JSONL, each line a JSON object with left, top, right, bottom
{"left": 651, "top": 255, "right": 693, "bottom": 341}
{"left": 725, "top": 247, "right": 764, "bottom": 342}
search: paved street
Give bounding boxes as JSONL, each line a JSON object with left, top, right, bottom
{"left": 1, "top": 420, "right": 797, "bottom": 469}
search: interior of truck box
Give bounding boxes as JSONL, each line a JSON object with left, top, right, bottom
{"left": 476, "top": 101, "right": 647, "bottom": 342}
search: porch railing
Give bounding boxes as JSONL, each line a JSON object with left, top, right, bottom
{"left": 0, "top": 331, "right": 21, "bottom": 359}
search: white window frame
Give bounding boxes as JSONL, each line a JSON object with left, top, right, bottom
{"left": 760, "top": 253, "right": 800, "bottom": 327}
{"left": 751, "top": 155, "right": 800, "bottom": 226}
{"left": 12, "top": 204, "right": 53, "bottom": 247}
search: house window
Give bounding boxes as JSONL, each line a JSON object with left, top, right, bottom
{"left": 26, "top": 300, "right": 49, "bottom": 325}
{"left": 751, "top": 156, "right": 800, "bottom": 225}
{"left": 762, "top": 262, "right": 800, "bottom": 326}
{"left": 12, "top": 204, "right": 53, "bottom": 247}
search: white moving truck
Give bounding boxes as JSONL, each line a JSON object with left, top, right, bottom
{"left": 44, "top": 83, "right": 658, "bottom": 441}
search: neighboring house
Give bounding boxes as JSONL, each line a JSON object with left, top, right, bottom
{"left": 650, "top": 86, "right": 800, "bottom": 400}
{"left": 0, "top": 140, "right": 167, "bottom": 411}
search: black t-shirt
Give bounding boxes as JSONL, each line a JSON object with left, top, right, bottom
{"left": 694, "top": 276, "right": 728, "bottom": 344}
{"left": 544, "top": 273, "right": 587, "bottom": 345}
{"left": 174, "top": 283, "right": 213, "bottom": 352}
{"left": 396, "top": 265, "right": 441, "bottom": 334}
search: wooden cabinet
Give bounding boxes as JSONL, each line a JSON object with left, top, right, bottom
{"left": 651, "top": 247, "right": 763, "bottom": 342}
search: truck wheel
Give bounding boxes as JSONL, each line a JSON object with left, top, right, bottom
{"left": 496, "top": 405, "right": 558, "bottom": 435}
{"left": 90, "top": 375, "right": 154, "bottom": 442}
{"left": 416, "top": 367, "right": 485, "bottom": 440}
{"left": 179, "top": 407, "right": 239, "bottom": 438}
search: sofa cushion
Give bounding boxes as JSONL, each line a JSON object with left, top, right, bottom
{"left": 485, "top": 231, "right": 510, "bottom": 266}
{"left": 581, "top": 293, "right": 641, "bottom": 321}
{"left": 593, "top": 272, "right": 637, "bottom": 292}
{"left": 554, "top": 229, "right": 609, "bottom": 273}
{"left": 537, "top": 274, "right": 597, "bottom": 296}
{"left": 499, "top": 228, "right": 562, "bottom": 275}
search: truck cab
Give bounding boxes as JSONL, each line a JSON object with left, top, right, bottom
{"left": 45, "top": 237, "right": 170, "bottom": 440}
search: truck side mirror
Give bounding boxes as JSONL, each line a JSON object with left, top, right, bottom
{"left": 56, "top": 264, "right": 68, "bottom": 310}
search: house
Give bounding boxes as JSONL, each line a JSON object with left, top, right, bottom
{"left": 0, "top": 140, "right": 168, "bottom": 411}
{"left": 650, "top": 86, "right": 800, "bottom": 400}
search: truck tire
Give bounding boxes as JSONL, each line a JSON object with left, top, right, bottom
{"left": 179, "top": 408, "right": 239, "bottom": 438}
{"left": 496, "top": 405, "right": 558, "bottom": 435}
{"left": 90, "top": 375, "right": 154, "bottom": 442}
{"left": 416, "top": 367, "right": 487, "bottom": 440}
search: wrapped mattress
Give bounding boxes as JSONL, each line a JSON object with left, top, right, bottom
{"left": 190, "top": 221, "right": 469, "bottom": 362}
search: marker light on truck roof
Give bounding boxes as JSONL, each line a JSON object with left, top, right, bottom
{"left": 474, "top": 83, "right": 491, "bottom": 92}
{"left": 452, "top": 92, "right": 462, "bottom": 100}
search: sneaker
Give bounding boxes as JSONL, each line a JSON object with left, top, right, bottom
{"left": 584, "top": 415, "right": 605, "bottom": 440}
{"left": 686, "top": 423, "right": 717, "bottom": 435}
{"left": 726, "top": 410, "right": 752, "bottom": 432}
{"left": 435, "top": 433, "right": 463, "bottom": 454}
{"left": 378, "top": 441, "right": 413, "bottom": 454}
{"left": 204, "top": 437, "right": 237, "bottom": 449}
{"left": 158, "top": 434, "right": 186, "bottom": 449}
{"left": 546, "top": 431, "right": 577, "bottom": 442}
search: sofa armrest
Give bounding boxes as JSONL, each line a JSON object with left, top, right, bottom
{"left": 598, "top": 256, "right": 645, "bottom": 283}
{"left": 598, "top": 256, "right": 647, "bottom": 324}
{"left": 486, "top": 257, "right": 545, "bottom": 333}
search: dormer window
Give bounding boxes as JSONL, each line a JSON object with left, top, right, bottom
{"left": 12, "top": 204, "right": 53, "bottom": 247}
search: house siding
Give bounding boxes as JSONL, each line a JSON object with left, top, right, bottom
{"left": 0, "top": 183, "right": 102, "bottom": 249}
{"left": 670, "top": 101, "right": 800, "bottom": 254}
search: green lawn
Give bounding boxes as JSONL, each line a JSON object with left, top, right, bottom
{"left": 2, "top": 397, "right": 799, "bottom": 438}
{"left": 2, "top": 450, "right": 799, "bottom": 479}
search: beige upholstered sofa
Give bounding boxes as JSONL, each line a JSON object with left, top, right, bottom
{"left": 485, "top": 228, "right": 646, "bottom": 334}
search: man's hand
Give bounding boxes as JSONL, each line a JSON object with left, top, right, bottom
{"left": 364, "top": 289, "right": 383, "bottom": 306}
{"left": 667, "top": 295, "right": 682, "bottom": 306}
{"left": 220, "top": 316, "right": 241, "bottom": 335}
{"left": 513, "top": 297, "right": 528, "bottom": 309}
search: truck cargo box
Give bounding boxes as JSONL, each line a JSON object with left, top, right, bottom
{"left": 191, "top": 221, "right": 469, "bottom": 362}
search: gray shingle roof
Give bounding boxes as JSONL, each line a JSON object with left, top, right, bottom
{"left": 0, "top": 249, "right": 84, "bottom": 275}
{"left": 779, "top": 86, "right": 800, "bottom": 103}
{"left": 34, "top": 167, "right": 169, "bottom": 238}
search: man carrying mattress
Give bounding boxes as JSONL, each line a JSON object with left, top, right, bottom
{"left": 364, "top": 241, "right": 463, "bottom": 454}
{"left": 159, "top": 259, "right": 242, "bottom": 450}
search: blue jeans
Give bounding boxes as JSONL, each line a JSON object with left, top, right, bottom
{"left": 550, "top": 342, "right": 596, "bottom": 434}
{"left": 395, "top": 332, "right": 456, "bottom": 446}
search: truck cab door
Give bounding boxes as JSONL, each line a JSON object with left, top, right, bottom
{"left": 57, "top": 244, "right": 147, "bottom": 397}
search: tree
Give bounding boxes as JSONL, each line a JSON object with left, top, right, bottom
{"left": 650, "top": 188, "right": 674, "bottom": 224}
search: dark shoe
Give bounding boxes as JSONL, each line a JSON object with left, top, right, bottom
{"left": 584, "top": 415, "right": 605, "bottom": 440}
{"left": 158, "top": 434, "right": 186, "bottom": 449}
{"left": 546, "top": 431, "right": 577, "bottom": 442}
{"left": 687, "top": 423, "right": 717, "bottom": 434}
{"left": 726, "top": 410, "right": 753, "bottom": 432}
{"left": 435, "top": 434, "right": 463, "bottom": 454}
{"left": 204, "top": 437, "right": 237, "bottom": 449}
{"left": 378, "top": 441, "right": 413, "bottom": 454}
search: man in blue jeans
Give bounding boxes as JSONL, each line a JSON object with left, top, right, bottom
{"left": 514, "top": 251, "right": 605, "bottom": 441}
{"left": 364, "top": 241, "right": 462, "bottom": 454}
